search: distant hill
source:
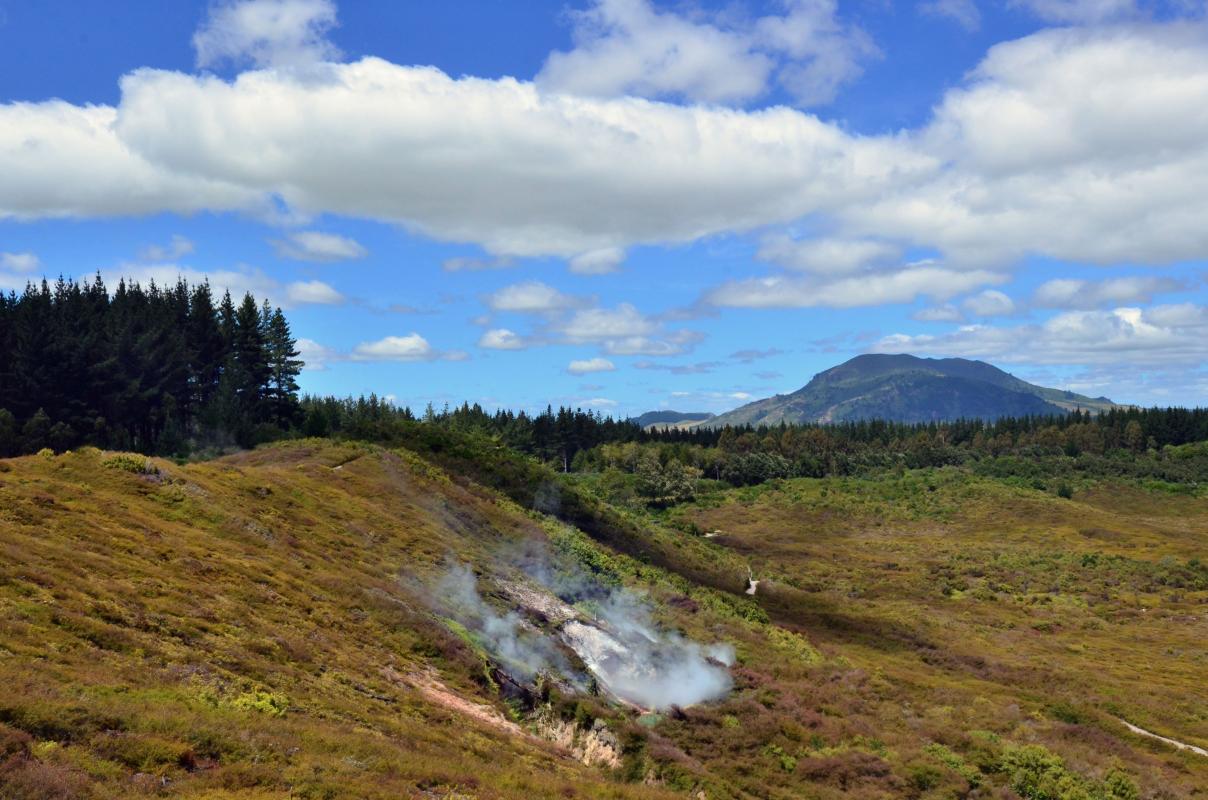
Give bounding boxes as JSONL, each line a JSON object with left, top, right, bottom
{"left": 633, "top": 410, "right": 715, "bottom": 430}
{"left": 704, "top": 354, "right": 1118, "bottom": 428}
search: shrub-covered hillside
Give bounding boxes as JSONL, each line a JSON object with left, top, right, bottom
{"left": 0, "top": 439, "right": 1205, "bottom": 798}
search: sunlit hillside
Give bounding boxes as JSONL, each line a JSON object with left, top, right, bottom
{"left": 1, "top": 439, "right": 1204, "bottom": 798}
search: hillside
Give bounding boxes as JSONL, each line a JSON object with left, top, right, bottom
{"left": 633, "top": 411, "right": 715, "bottom": 431}
{"left": 706, "top": 354, "right": 1117, "bottom": 427}
{"left": 1, "top": 439, "right": 1205, "bottom": 798}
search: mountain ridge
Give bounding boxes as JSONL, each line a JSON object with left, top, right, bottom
{"left": 697, "top": 354, "right": 1118, "bottom": 428}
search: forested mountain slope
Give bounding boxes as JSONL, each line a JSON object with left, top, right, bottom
{"left": 706, "top": 354, "right": 1117, "bottom": 427}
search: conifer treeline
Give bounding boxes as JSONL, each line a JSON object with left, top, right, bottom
{"left": 298, "top": 398, "right": 1208, "bottom": 478}
{"left": 0, "top": 276, "right": 302, "bottom": 456}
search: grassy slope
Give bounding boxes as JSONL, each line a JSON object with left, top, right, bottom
{"left": 667, "top": 471, "right": 1208, "bottom": 794}
{"left": 0, "top": 442, "right": 690, "bottom": 799}
{"left": 0, "top": 442, "right": 1205, "bottom": 798}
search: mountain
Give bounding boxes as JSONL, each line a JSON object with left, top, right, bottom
{"left": 633, "top": 410, "right": 715, "bottom": 430}
{"left": 705, "top": 353, "right": 1117, "bottom": 427}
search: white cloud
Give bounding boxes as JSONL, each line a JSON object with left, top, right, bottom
{"left": 139, "top": 235, "right": 194, "bottom": 261}
{"left": 0, "top": 101, "right": 261, "bottom": 220}
{"left": 351, "top": 333, "right": 434, "bottom": 362}
{"left": 706, "top": 265, "right": 1007, "bottom": 308}
{"left": 876, "top": 304, "right": 1208, "bottom": 366}
{"left": 1033, "top": 275, "right": 1185, "bottom": 308}
{"left": 849, "top": 23, "right": 1208, "bottom": 267}
{"left": 919, "top": 0, "right": 982, "bottom": 31}
{"left": 296, "top": 337, "right": 338, "bottom": 371}
{"left": 569, "top": 247, "right": 625, "bottom": 275}
{"left": 102, "top": 263, "right": 338, "bottom": 308}
{"left": 756, "top": 235, "right": 899, "bottom": 274}
{"left": 272, "top": 230, "right": 366, "bottom": 262}
{"left": 962, "top": 288, "right": 1015, "bottom": 317}
{"left": 537, "top": 0, "right": 877, "bottom": 107}
{"left": 5, "top": 20, "right": 1208, "bottom": 306}
{"left": 487, "top": 281, "right": 584, "bottom": 313}
{"left": 584, "top": 397, "right": 618, "bottom": 408}
{"left": 478, "top": 328, "right": 526, "bottom": 350}
{"left": 284, "top": 278, "right": 344, "bottom": 305}
{"left": 568, "top": 357, "right": 617, "bottom": 375}
{"left": 560, "top": 303, "right": 658, "bottom": 340}
{"left": 193, "top": 0, "right": 341, "bottom": 69}
{"left": 0, "top": 251, "right": 40, "bottom": 272}
{"left": 105, "top": 60, "right": 919, "bottom": 259}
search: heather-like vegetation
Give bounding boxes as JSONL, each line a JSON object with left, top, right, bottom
{"left": 1, "top": 433, "right": 1204, "bottom": 798}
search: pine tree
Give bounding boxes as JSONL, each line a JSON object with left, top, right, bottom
{"left": 265, "top": 307, "right": 303, "bottom": 427}
{"left": 233, "top": 293, "right": 271, "bottom": 424}
{"left": 187, "top": 281, "right": 225, "bottom": 411}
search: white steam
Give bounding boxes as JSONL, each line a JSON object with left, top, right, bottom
{"left": 437, "top": 564, "right": 572, "bottom": 681}
{"left": 434, "top": 561, "right": 734, "bottom": 710}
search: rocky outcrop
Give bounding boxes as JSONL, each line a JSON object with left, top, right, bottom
{"left": 531, "top": 705, "right": 622, "bottom": 769}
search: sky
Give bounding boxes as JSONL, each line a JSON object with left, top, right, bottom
{"left": 2, "top": 0, "right": 1207, "bottom": 416}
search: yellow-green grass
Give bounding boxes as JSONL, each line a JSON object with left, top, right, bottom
{"left": 0, "top": 442, "right": 688, "bottom": 799}
{"left": 669, "top": 470, "right": 1207, "bottom": 794}
{"left": 1, "top": 444, "right": 1205, "bottom": 798}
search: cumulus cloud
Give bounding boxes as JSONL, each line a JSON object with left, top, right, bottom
{"left": 920, "top": 0, "right": 982, "bottom": 31}
{"left": 5, "top": 16, "right": 1208, "bottom": 328}
{"left": 706, "top": 265, "right": 1007, "bottom": 308}
{"left": 193, "top": 0, "right": 341, "bottom": 69}
{"left": 139, "top": 235, "right": 194, "bottom": 261}
{"left": 487, "top": 281, "right": 585, "bottom": 313}
{"left": 0, "top": 101, "right": 261, "bottom": 220}
{"left": 567, "top": 357, "right": 616, "bottom": 375}
{"left": 569, "top": 247, "right": 625, "bottom": 275}
{"left": 876, "top": 304, "right": 1208, "bottom": 366}
{"left": 284, "top": 278, "right": 344, "bottom": 304}
{"left": 848, "top": 23, "right": 1208, "bottom": 267}
{"left": 479, "top": 328, "right": 527, "bottom": 350}
{"left": 100, "top": 262, "right": 340, "bottom": 309}
{"left": 272, "top": 230, "right": 367, "bottom": 262}
{"left": 296, "top": 337, "right": 338, "bottom": 371}
{"left": 103, "top": 60, "right": 919, "bottom": 259}
{"left": 962, "top": 289, "right": 1016, "bottom": 317}
{"left": 756, "top": 235, "right": 899, "bottom": 274}
{"left": 537, "top": 0, "right": 877, "bottom": 107}
{"left": 0, "top": 251, "right": 40, "bottom": 272}
{"left": 1032, "top": 275, "right": 1186, "bottom": 308}
{"left": 351, "top": 333, "right": 435, "bottom": 362}
{"left": 560, "top": 303, "right": 658, "bottom": 340}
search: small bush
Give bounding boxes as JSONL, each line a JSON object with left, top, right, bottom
{"left": 91, "top": 732, "right": 195, "bottom": 772}
{"left": 0, "top": 759, "right": 92, "bottom": 800}
{"left": 908, "top": 763, "right": 943, "bottom": 791}
{"left": 101, "top": 454, "right": 156, "bottom": 475}
{"left": 230, "top": 689, "right": 289, "bottom": 716}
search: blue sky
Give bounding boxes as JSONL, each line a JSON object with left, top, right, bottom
{"left": 2, "top": 0, "right": 1207, "bottom": 415}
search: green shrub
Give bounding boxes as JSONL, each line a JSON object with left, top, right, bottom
{"left": 908, "top": 763, "right": 944, "bottom": 791}
{"left": 230, "top": 689, "right": 289, "bottom": 717}
{"left": 101, "top": 454, "right": 156, "bottom": 475}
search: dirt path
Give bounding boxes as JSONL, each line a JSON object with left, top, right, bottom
{"left": 383, "top": 666, "right": 527, "bottom": 738}
{"left": 1119, "top": 718, "right": 1208, "bottom": 758}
